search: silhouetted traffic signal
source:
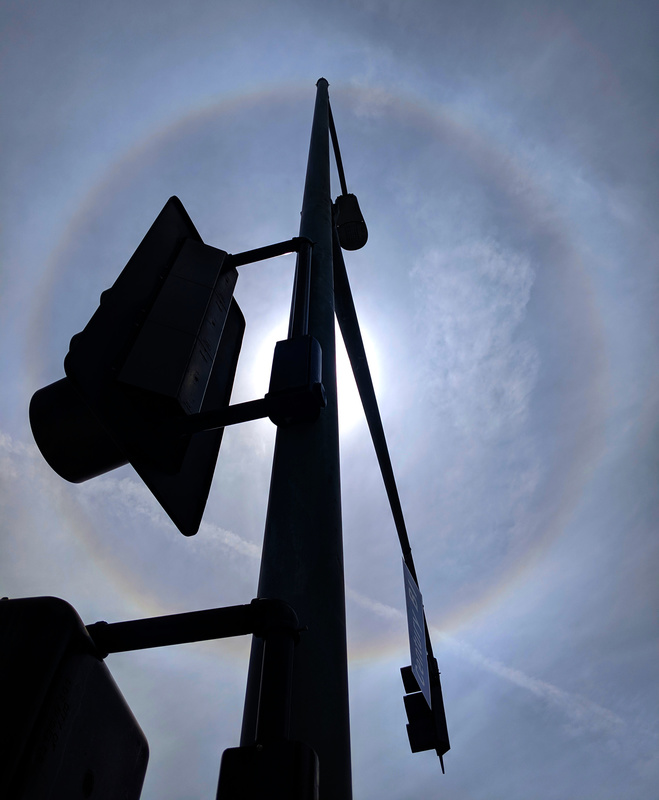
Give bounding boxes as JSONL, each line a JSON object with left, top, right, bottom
{"left": 0, "top": 597, "right": 148, "bottom": 800}
{"left": 30, "top": 197, "right": 244, "bottom": 536}
{"left": 401, "top": 662, "right": 450, "bottom": 771}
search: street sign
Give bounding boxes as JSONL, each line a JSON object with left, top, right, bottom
{"left": 403, "top": 560, "right": 431, "bottom": 708}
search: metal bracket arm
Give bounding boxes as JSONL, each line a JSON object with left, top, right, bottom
{"left": 224, "top": 237, "right": 313, "bottom": 270}
{"left": 86, "top": 598, "right": 299, "bottom": 658}
{"left": 177, "top": 398, "right": 270, "bottom": 435}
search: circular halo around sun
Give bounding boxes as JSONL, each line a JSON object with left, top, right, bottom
{"left": 29, "top": 83, "right": 606, "bottom": 649}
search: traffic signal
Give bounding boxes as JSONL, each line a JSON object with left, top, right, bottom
{"left": 0, "top": 596, "right": 148, "bottom": 800}
{"left": 30, "top": 197, "right": 244, "bottom": 536}
{"left": 401, "top": 661, "right": 450, "bottom": 771}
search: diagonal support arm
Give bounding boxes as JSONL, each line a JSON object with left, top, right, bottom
{"left": 332, "top": 225, "right": 436, "bottom": 664}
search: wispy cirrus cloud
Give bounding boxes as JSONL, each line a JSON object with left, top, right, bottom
{"left": 0, "top": 430, "right": 261, "bottom": 566}
{"left": 413, "top": 239, "right": 539, "bottom": 440}
{"left": 435, "top": 631, "right": 625, "bottom": 738}
{"left": 347, "top": 584, "right": 626, "bottom": 741}
{"left": 79, "top": 473, "right": 262, "bottom": 562}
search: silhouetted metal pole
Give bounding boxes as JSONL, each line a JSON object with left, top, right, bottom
{"left": 240, "top": 79, "right": 351, "bottom": 799}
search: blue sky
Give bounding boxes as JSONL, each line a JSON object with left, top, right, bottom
{"left": 1, "top": 1, "right": 658, "bottom": 798}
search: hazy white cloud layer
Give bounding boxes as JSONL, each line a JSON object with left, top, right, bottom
{"left": 1, "top": 1, "right": 658, "bottom": 798}
{"left": 415, "top": 240, "right": 538, "bottom": 438}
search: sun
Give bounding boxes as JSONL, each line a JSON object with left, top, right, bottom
{"left": 335, "top": 321, "right": 381, "bottom": 436}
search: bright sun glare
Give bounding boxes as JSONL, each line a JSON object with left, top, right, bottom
{"left": 252, "top": 319, "right": 380, "bottom": 435}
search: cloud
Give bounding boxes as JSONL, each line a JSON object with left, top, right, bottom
{"left": 0, "top": 431, "right": 40, "bottom": 480}
{"left": 346, "top": 583, "right": 627, "bottom": 741}
{"left": 0, "top": 430, "right": 261, "bottom": 565}
{"left": 79, "top": 474, "right": 262, "bottom": 562}
{"left": 436, "top": 631, "right": 625, "bottom": 739}
{"left": 347, "top": 587, "right": 405, "bottom": 623}
{"left": 197, "top": 519, "right": 261, "bottom": 561}
{"left": 82, "top": 476, "right": 169, "bottom": 527}
{"left": 413, "top": 239, "right": 539, "bottom": 440}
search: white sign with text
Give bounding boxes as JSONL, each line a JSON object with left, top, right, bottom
{"left": 403, "top": 560, "right": 431, "bottom": 708}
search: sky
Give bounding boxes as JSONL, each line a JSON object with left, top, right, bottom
{"left": 1, "top": 0, "right": 658, "bottom": 798}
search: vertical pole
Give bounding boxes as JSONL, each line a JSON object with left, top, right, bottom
{"left": 240, "top": 79, "right": 351, "bottom": 799}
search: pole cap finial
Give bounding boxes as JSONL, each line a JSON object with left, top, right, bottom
{"left": 316, "top": 77, "right": 329, "bottom": 87}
